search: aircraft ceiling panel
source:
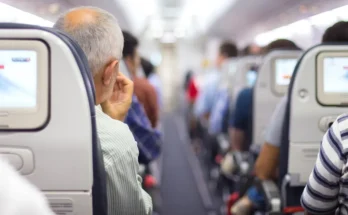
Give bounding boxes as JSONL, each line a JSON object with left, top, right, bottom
{"left": 2, "top": 0, "right": 129, "bottom": 30}
{"left": 1, "top": 0, "right": 72, "bottom": 21}
{"left": 209, "top": 0, "right": 348, "bottom": 42}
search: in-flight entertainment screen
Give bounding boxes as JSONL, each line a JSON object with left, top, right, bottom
{"left": 323, "top": 57, "right": 348, "bottom": 93}
{"left": 246, "top": 65, "right": 258, "bottom": 87}
{"left": 0, "top": 50, "right": 37, "bottom": 109}
{"left": 275, "top": 58, "right": 297, "bottom": 86}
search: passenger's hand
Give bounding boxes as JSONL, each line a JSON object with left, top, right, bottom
{"left": 101, "top": 72, "right": 134, "bottom": 121}
{"left": 220, "top": 152, "right": 235, "bottom": 176}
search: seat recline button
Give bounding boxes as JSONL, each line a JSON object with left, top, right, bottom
{"left": 0, "top": 153, "right": 23, "bottom": 170}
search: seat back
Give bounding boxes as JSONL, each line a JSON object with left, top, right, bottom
{"left": 280, "top": 44, "right": 348, "bottom": 206}
{"left": 0, "top": 23, "right": 107, "bottom": 215}
{"left": 252, "top": 50, "right": 301, "bottom": 147}
{"left": 230, "top": 56, "right": 262, "bottom": 109}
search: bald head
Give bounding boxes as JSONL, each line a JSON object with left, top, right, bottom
{"left": 63, "top": 7, "right": 98, "bottom": 28}
{"left": 54, "top": 6, "right": 124, "bottom": 76}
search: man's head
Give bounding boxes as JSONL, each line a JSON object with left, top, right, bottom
{"left": 263, "top": 39, "right": 301, "bottom": 55}
{"left": 216, "top": 41, "right": 238, "bottom": 68}
{"left": 141, "top": 58, "right": 154, "bottom": 78}
{"left": 322, "top": 21, "right": 348, "bottom": 43}
{"left": 241, "top": 44, "right": 261, "bottom": 56}
{"left": 54, "top": 7, "right": 124, "bottom": 105}
{"left": 122, "top": 31, "right": 140, "bottom": 77}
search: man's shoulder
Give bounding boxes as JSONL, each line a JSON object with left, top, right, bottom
{"left": 336, "top": 113, "right": 348, "bottom": 125}
{"left": 335, "top": 113, "right": 348, "bottom": 141}
{"left": 95, "top": 106, "right": 138, "bottom": 161}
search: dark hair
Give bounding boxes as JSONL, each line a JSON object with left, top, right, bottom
{"left": 263, "top": 39, "right": 301, "bottom": 54}
{"left": 219, "top": 41, "right": 238, "bottom": 58}
{"left": 122, "top": 31, "right": 139, "bottom": 59}
{"left": 141, "top": 58, "right": 154, "bottom": 78}
{"left": 240, "top": 45, "right": 252, "bottom": 56}
{"left": 184, "top": 70, "right": 193, "bottom": 90}
{"left": 322, "top": 21, "right": 348, "bottom": 43}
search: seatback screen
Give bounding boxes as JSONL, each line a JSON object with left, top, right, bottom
{"left": 275, "top": 59, "right": 297, "bottom": 86}
{"left": 0, "top": 50, "right": 37, "bottom": 109}
{"left": 323, "top": 57, "right": 348, "bottom": 93}
{"left": 246, "top": 65, "right": 258, "bottom": 87}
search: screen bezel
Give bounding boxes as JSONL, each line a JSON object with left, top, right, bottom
{"left": 0, "top": 39, "right": 49, "bottom": 130}
{"left": 271, "top": 57, "right": 298, "bottom": 96}
{"left": 317, "top": 52, "right": 348, "bottom": 106}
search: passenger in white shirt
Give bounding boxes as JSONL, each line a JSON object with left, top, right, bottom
{"left": 54, "top": 6, "right": 152, "bottom": 215}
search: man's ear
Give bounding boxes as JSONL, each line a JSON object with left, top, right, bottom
{"left": 102, "top": 60, "right": 118, "bottom": 86}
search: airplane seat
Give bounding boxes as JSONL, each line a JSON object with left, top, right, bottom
{"left": 229, "top": 56, "right": 262, "bottom": 111}
{"left": 252, "top": 50, "right": 302, "bottom": 150}
{"left": 215, "top": 58, "right": 238, "bottom": 152}
{"left": 0, "top": 23, "right": 107, "bottom": 215}
{"left": 260, "top": 44, "right": 348, "bottom": 214}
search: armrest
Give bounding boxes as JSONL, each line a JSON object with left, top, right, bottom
{"left": 256, "top": 179, "right": 282, "bottom": 215}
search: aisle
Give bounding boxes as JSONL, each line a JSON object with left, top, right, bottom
{"left": 160, "top": 113, "right": 210, "bottom": 215}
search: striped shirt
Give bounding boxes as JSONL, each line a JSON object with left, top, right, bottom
{"left": 95, "top": 105, "right": 153, "bottom": 215}
{"left": 301, "top": 114, "right": 348, "bottom": 215}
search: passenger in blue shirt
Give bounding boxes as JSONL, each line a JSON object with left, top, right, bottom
{"left": 229, "top": 88, "right": 254, "bottom": 151}
{"left": 121, "top": 33, "right": 162, "bottom": 165}
{"left": 194, "top": 42, "right": 238, "bottom": 120}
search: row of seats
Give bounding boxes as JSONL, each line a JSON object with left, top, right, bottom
{"left": 188, "top": 29, "right": 348, "bottom": 214}
{"left": 222, "top": 44, "right": 348, "bottom": 214}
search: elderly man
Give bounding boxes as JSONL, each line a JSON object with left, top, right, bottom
{"left": 54, "top": 7, "right": 152, "bottom": 215}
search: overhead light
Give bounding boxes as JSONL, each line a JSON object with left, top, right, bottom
{"left": 332, "top": 5, "right": 348, "bottom": 20}
{"left": 178, "top": 0, "right": 237, "bottom": 33}
{"left": 150, "top": 18, "right": 164, "bottom": 39}
{"left": 287, "top": 19, "right": 311, "bottom": 35}
{"left": 174, "top": 28, "right": 185, "bottom": 38}
{"left": 254, "top": 5, "right": 346, "bottom": 46}
{"left": 116, "top": 0, "right": 158, "bottom": 34}
{"left": 152, "top": 30, "right": 164, "bottom": 39}
{"left": 48, "top": 3, "right": 60, "bottom": 14}
{"left": 309, "top": 10, "right": 338, "bottom": 27}
{"left": 161, "top": 32, "right": 176, "bottom": 44}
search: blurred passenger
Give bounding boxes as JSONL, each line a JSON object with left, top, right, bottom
{"left": 54, "top": 7, "right": 152, "bottom": 215}
{"left": 184, "top": 70, "right": 193, "bottom": 91}
{"left": 0, "top": 159, "right": 55, "bottom": 215}
{"left": 120, "top": 31, "right": 161, "bottom": 165}
{"left": 141, "top": 57, "right": 163, "bottom": 109}
{"left": 240, "top": 44, "right": 261, "bottom": 56}
{"left": 227, "top": 39, "right": 301, "bottom": 215}
{"left": 123, "top": 31, "right": 159, "bottom": 128}
{"left": 186, "top": 71, "right": 200, "bottom": 145}
{"left": 185, "top": 71, "right": 199, "bottom": 105}
{"left": 301, "top": 21, "right": 348, "bottom": 215}
{"left": 194, "top": 41, "right": 238, "bottom": 120}
{"left": 229, "top": 39, "right": 300, "bottom": 153}
{"left": 232, "top": 21, "right": 348, "bottom": 215}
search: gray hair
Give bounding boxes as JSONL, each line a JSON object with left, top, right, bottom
{"left": 54, "top": 6, "right": 124, "bottom": 76}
